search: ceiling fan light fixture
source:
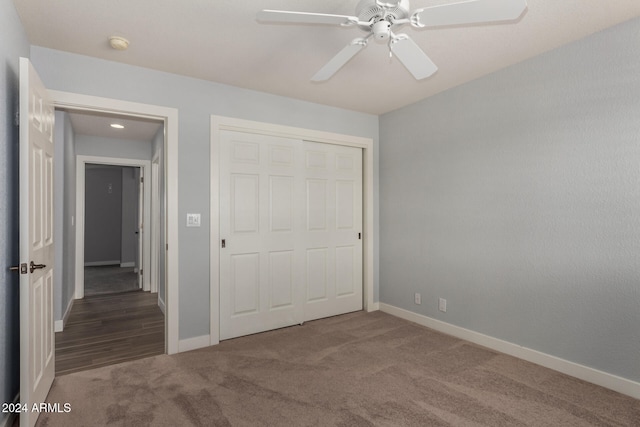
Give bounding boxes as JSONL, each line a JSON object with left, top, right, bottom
{"left": 108, "top": 36, "right": 130, "bottom": 51}
{"left": 372, "top": 20, "right": 391, "bottom": 40}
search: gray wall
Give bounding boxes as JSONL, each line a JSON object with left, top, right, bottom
{"left": 30, "top": 47, "right": 380, "bottom": 340}
{"left": 53, "top": 111, "right": 77, "bottom": 322}
{"left": 76, "top": 134, "right": 152, "bottom": 160}
{"left": 0, "top": 0, "right": 29, "bottom": 415}
{"left": 61, "top": 113, "right": 77, "bottom": 319}
{"left": 379, "top": 18, "right": 640, "bottom": 382}
{"left": 53, "top": 113, "right": 64, "bottom": 316}
{"left": 85, "top": 166, "right": 123, "bottom": 263}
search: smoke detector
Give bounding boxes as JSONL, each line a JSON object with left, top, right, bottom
{"left": 109, "top": 36, "right": 130, "bottom": 51}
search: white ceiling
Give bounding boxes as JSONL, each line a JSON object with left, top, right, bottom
{"left": 66, "top": 110, "right": 163, "bottom": 141}
{"left": 13, "top": 0, "right": 640, "bottom": 115}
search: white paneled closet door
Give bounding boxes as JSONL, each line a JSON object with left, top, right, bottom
{"left": 302, "top": 141, "right": 363, "bottom": 322}
{"left": 219, "top": 130, "right": 362, "bottom": 340}
{"left": 219, "top": 131, "right": 305, "bottom": 340}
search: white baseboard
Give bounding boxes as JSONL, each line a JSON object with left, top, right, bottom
{"left": 54, "top": 297, "right": 75, "bottom": 332}
{"left": 178, "top": 334, "right": 211, "bottom": 353}
{"left": 0, "top": 393, "right": 19, "bottom": 427}
{"left": 158, "top": 296, "right": 166, "bottom": 315}
{"left": 379, "top": 303, "right": 640, "bottom": 400}
{"left": 84, "top": 260, "right": 120, "bottom": 267}
{"left": 120, "top": 261, "right": 135, "bottom": 268}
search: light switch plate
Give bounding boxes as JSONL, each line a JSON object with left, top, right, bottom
{"left": 186, "top": 213, "right": 201, "bottom": 227}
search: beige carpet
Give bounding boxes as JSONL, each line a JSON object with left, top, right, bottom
{"left": 37, "top": 311, "right": 638, "bottom": 426}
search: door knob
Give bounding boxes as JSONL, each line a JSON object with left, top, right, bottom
{"left": 29, "top": 261, "right": 46, "bottom": 273}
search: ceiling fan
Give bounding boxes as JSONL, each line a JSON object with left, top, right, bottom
{"left": 257, "top": 0, "right": 528, "bottom": 81}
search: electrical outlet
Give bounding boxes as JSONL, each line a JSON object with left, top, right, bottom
{"left": 439, "top": 298, "right": 447, "bottom": 312}
{"left": 414, "top": 293, "right": 422, "bottom": 305}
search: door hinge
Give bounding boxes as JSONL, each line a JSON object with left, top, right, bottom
{"left": 221, "top": 239, "right": 226, "bottom": 248}
{"left": 140, "top": 177, "right": 144, "bottom": 183}
{"left": 358, "top": 232, "right": 362, "bottom": 240}
{"left": 140, "top": 269, "right": 143, "bottom": 275}
{"left": 14, "top": 110, "right": 20, "bottom": 127}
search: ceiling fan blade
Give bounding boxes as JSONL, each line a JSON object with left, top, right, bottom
{"left": 390, "top": 34, "right": 438, "bottom": 80}
{"left": 312, "top": 38, "right": 369, "bottom": 82}
{"left": 412, "top": 0, "right": 527, "bottom": 28}
{"left": 257, "top": 10, "right": 359, "bottom": 26}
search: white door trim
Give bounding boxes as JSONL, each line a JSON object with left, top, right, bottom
{"left": 150, "top": 156, "right": 160, "bottom": 294}
{"left": 75, "top": 157, "right": 151, "bottom": 296}
{"left": 50, "top": 90, "right": 179, "bottom": 355}
{"left": 210, "top": 116, "right": 375, "bottom": 345}
{"left": 136, "top": 167, "right": 144, "bottom": 285}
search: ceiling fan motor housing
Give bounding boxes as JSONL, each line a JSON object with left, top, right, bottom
{"left": 356, "top": 0, "right": 411, "bottom": 29}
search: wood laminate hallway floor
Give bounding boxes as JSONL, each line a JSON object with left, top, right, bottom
{"left": 55, "top": 290, "right": 164, "bottom": 376}
{"left": 84, "top": 265, "right": 139, "bottom": 296}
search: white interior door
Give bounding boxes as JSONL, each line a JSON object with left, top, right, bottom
{"left": 19, "top": 57, "right": 55, "bottom": 427}
{"left": 302, "top": 141, "right": 363, "bottom": 321}
{"left": 219, "top": 131, "right": 305, "bottom": 340}
{"left": 219, "top": 130, "right": 362, "bottom": 340}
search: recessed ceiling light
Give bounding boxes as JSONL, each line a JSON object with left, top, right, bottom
{"left": 110, "top": 123, "right": 125, "bottom": 129}
{"left": 109, "top": 36, "right": 130, "bottom": 51}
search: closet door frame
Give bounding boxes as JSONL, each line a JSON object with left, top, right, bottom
{"left": 210, "top": 116, "right": 375, "bottom": 345}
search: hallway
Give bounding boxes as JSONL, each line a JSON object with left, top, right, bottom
{"left": 55, "top": 291, "right": 164, "bottom": 375}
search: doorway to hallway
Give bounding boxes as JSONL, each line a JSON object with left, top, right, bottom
{"left": 83, "top": 164, "right": 143, "bottom": 297}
